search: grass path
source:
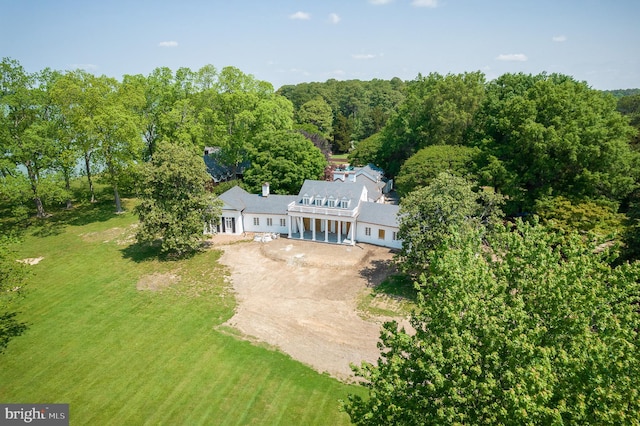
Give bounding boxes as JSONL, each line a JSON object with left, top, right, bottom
{"left": 0, "top": 203, "right": 361, "bottom": 424}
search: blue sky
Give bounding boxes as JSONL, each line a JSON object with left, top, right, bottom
{"left": 2, "top": 0, "right": 638, "bottom": 90}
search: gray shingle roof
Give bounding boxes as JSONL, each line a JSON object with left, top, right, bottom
{"left": 297, "top": 180, "right": 366, "bottom": 204}
{"left": 357, "top": 202, "right": 399, "bottom": 228}
{"left": 218, "top": 185, "right": 296, "bottom": 214}
{"left": 218, "top": 186, "right": 249, "bottom": 211}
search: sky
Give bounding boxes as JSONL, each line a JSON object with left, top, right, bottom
{"left": 1, "top": 0, "right": 639, "bottom": 91}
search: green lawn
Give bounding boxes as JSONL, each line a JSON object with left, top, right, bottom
{"left": 0, "top": 201, "right": 362, "bottom": 425}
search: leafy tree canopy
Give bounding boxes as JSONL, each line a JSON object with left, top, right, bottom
{"left": 345, "top": 220, "right": 640, "bottom": 425}
{"left": 243, "top": 130, "right": 327, "bottom": 195}
{"left": 395, "top": 145, "right": 481, "bottom": 197}
{"left": 481, "top": 73, "right": 639, "bottom": 211}
{"left": 396, "top": 172, "right": 503, "bottom": 276}
{"left": 134, "top": 141, "right": 221, "bottom": 256}
{"left": 378, "top": 72, "right": 486, "bottom": 177}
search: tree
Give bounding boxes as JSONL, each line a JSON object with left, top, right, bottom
{"left": 481, "top": 73, "right": 639, "bottom": 211}
{"left": 396, "top": 172, "right": 502, "bottom": 276}
{"left": 378, "top": 72, "right": 486, "bottom": 177}
{"left": 51, "top": 70, "right": 118, "bottom": 204}
{"left": 395, "top": 145, "right": 481, "bottom": 197}
{"left": 243, "top": 130, "right": 327, "bottom": 195}
{"left": 297, "top": 96, "right": 333, "bottom": 140}
{"left": 0, "top": 238, "right": 28, "bottom": 353}
{"left": 1, "top": 58, "right": 61, "bottom": 217}
{"left": 92, "top": 76, "right": 145, "bottom": 212}
{"left": 332, "top": 113, "right": 355, "bottom": 153}
{"left": 135, "top": 141, "right": 222, "bottom": 256}
{"left": 534, "top": 195, "right": 625, "bottom": 242}
{"left": 345, "top": 220, "right": 640, "bottom": 425}
{"left": 617, "top": 93, "right": 640, "bottom": 149}
{"left": 348, "top": 132, "right": 384, "bottom": 167}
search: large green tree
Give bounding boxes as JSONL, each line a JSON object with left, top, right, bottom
{"left": 1, "top": 58, "right": 62, "bottom": 217}
{"left": 297, "top": 96, "right": 333, "bottom": 140}
{"left": 93, "top": 76, "right": 145, "bottom": 212}
{"left": 345, "top": 220, "right": 640, "bottom": 425}
{"left": 243, "top": 130, "right": 326, "bottom": 194}
{"left": 395, "top": 145, "right": 481, "bottom": 197}
{"left": 481, "top": 73, "right": 639, "bottom": 211}
{"left": 135, "top": 141, "right": 221, "bottom": 256}
{"left": 379, "top": 72, "right": 486, "bottom": 177}
{"left": 396, "top": 172, "right": 502, "bottom": 276}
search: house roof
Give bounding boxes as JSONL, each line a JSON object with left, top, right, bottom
{"left": 297, "top": 180, "right": 367, "bottom": 205}
{"left": 218, "top": 185, "right": 249, "bottom": 211}
{"left": 357, "top": 202, "right": 400, "bottom": 228}
{"left": 218, "top": 185, "right": 296, "bottom": 214}
{"left": 244, "top": 194, "right": 298, "bottom": 215}
{"left": 203, "top": 152, "right": 250, "bottom": 182}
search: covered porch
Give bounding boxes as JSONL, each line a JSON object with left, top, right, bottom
{"left": 288, "top": 215, "right": 356, "bottom": 245}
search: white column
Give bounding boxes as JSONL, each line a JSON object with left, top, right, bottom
{"left": 338, "top": 220, "right": 342, "bottom": 243}
{"left": 312, "top": 217, "right": 316, "bottom": 241}
{"left": 349, "top": 220, "right": 355, "bottom": 245}
{"left": 288, "top": 215, "right": 292, "bottom": 238}
{"left": 299, "top": 217, "right": 304, "bottom": 239}
{"left": 324, "top": 219, "right": 329, "bottom": 242}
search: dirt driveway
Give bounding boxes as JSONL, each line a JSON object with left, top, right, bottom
{"left": 215, "top": 236, "right": 406, "bottom": 381}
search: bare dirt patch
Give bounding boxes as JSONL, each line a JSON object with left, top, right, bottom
{"left": 17, "top": 257, "right": 44, "bottom": 265}
{"left": 80, "top": 224, "right": 138, "bottom": 245}
{"left": 136, "top": 272, "right": 181, "bottom": 291}
{"left": 216, "top": 236, "right": 409, "bottom": 381}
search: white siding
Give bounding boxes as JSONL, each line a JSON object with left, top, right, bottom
{"left": 243, "top": 213, "right": 289, "bottom": 234}
{"left": 355, "top": 222, "right": 402, "bottom": 249}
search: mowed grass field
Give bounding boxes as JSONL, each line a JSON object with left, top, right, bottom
{"left": 0, "top": 200, "right": 363, "bottom": 425}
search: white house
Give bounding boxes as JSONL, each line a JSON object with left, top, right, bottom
{"left": 211, "top": 180, "right": 402, "bottom": 249}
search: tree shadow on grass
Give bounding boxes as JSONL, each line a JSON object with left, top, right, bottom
{"left": 120, "top": 240, "right": 199, "bottom": 264}
{"left": 2, "top": 199, "right": 123, "bottom": 239}
{"left": 0, "top": 311, "right": 28, "bottom": 354}
{"left": 121, "top": 241, "right": 165, "bottom": 264}
{"left": 360, "top": 259, "right": 418, "bottom": 302}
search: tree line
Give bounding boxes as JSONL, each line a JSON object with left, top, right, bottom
{"left": 0, "top": 57, "right": 328, "bottom": 221}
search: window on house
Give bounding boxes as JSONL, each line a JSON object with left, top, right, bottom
{"left": 302, "top": 194, "right": 310, "bottom": 205}
{"left": 378, "top": 229, "right": 385, "bottom": 240}
{"left": 267, "top": 218, "right": 273, "bottom": 226}
{"left": 392, "top": 231, "right": 398, "bottom": 240}
{"left": 365, "top": 227, "right": 371, "bottom": 236}
{"left": 327, "top": 197, "right": 336, "bottom": 208}
{"left": 340, "top": 198, "right": 349, "bottom": 208}
{"left": 280, "top": 218, "right": 286, "bottom": 227}
{"left": 253, "top": 217, "right": 259, "bottom": 226}
{"left": 314, "top": 197, "right": 324, "bottom": 206}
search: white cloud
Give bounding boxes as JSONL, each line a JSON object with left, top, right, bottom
{"left": 352, "top": 53, "right": 377, "bottom": 60}
{"left": 289, "top": 11, "right": 311, "bottom": 20}
{"left": 369, "top": 0, "right": 394, "bottom": 4}
{"left": 329, "top": 13, "right": 341, "bottom": 24}
{"left": 552, "top": 35, "right": 567, "bottom": 42}
{"left": 412, "top": 0, "right": 438, "bottom": 7}
{"left": 496, "top": 53, "right": 528, "bottom": 62}
{"left": 158, "top": 41, "right": 178, "bottom": 47}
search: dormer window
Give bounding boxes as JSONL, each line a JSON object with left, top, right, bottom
{"left": 327, "top": 196, "right": 336, "bottom": 208}
{"left": 314, "top": 196, "right": 324, "bottom": 206}
{"left": 302, "top": 193, "right": 311, "bottom": 205}
{"left": 339, "top": 197, "right": 350, "bottom": 209}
